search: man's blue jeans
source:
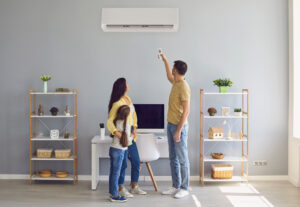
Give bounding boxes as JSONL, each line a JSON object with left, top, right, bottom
{"left": 109, "top": 147, "right": 128, "bottom": 196}
{"left": 167, "top": 122, "right": 190, "bottom": 190}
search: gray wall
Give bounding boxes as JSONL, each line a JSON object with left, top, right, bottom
{"left": 0, "top": 0, "right": 288, "bottom": 176}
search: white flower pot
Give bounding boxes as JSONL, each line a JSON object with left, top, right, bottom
{"left": 234, "top": 112, "right": 242, "bottom": 116}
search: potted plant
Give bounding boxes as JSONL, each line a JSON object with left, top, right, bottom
{"left": 41, "top": 75, "right": 51, "bottom": 93}
{"left": 208, "top": 107, "right": 217, "bottom": 116}
{"left": 234, "top": 108, "right": 242, "bottom": 116}
{"left": 64, "top": 129, "right": 70, "bottom": 139}
{"left": 213, "top": 78, "right": 233, "bottom": 93}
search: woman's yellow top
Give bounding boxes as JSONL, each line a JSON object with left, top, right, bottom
{"left": 107, "top": 96, "right": 138, "bottom": 143}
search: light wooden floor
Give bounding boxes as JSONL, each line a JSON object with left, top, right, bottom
{"left": 0, "top": 180, "right": 299, "bottom": 207}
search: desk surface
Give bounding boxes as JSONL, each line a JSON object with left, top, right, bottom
{"left": 92, "top": 135, "right": 168, "bottom": 144}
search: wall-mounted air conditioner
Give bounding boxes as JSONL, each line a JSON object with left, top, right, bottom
{"left": 101, "top": 8, "right": 179, "bottom": 32}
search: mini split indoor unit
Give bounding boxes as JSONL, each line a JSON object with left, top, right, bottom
{"left": 101, "top": 8, "right": 179, "bottom": 32}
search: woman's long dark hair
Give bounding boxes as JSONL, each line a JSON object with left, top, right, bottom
{"left": 113, "top": 105, "right": 130, "bottom": 147}
{"left": 108, "top": 78, "right": 127, "bottom": 112}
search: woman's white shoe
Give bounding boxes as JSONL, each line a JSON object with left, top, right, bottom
{"left": 161, "top": 187, "right": 179, "bottom": 195}
{"left": 130, "top": 186, "right": 147, "bottom": 195}
{"left": 119, "top": 187, "right": 134, "bottom": 198}
{"left": 174, "top": 189, "right": 189, "bottom": 199}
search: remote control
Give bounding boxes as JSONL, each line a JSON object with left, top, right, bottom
{"left": 158, "top": 48, "right": 163, "bottom": 59}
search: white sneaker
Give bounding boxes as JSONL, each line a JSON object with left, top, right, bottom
{"left": 119, "top": 187, "right": 134, "bottom": 198}
{"left": 130, "top": 186, "right": 147, "bottom": 195}
{"left": 161, "top": 187, "right": 179, "bottom": 195}
{"left": 174, "top": 189, "right": 189, "bottom": 199}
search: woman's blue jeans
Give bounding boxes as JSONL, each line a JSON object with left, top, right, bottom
{"left": 118, "top": 141, "right": 140, "bottom": 185}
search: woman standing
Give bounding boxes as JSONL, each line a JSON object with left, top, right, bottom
{"left": 107, "top": 77, "right": 147, "bottom": 198}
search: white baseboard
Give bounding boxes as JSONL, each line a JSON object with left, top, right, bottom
{"left": 248, "top": 175, "right": 289, "bottom": 181}
{"left": 288, "top": 176, "right": 300, "bottom": 187}
{"left": 0, "top": 174, "right": 289, "bottom": 181}
{"left": 0, "top": 174, "right": 29, "bottom": 179}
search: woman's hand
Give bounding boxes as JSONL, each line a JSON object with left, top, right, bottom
{"left": 132, "top": 127, "right": 137, "bottom": 140}
{"left": 114, "top": 131, "right": 122, "bottom": 139}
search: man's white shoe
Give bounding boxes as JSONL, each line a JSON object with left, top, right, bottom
{"left": 174, "top": 189, "right": 189, "bottom": 199}
{"left": 119, "top": 187, "right": 134, "bottom": 198}
{"left": 161, "top": 187, "right": 179, "bottom": 195}
{"left": 130, "top": 186, "right": 147, "bottom": 195}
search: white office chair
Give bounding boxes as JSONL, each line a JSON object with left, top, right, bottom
{"left": 136, "top": 133, "right": 160, "bottom": 191}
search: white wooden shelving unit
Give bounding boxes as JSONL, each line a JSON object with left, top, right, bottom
{"left": 200, "top": 89, "right": 249, "bottom": 185}
{"left": 29, "top": 89, "right": 78, "bottom": 184}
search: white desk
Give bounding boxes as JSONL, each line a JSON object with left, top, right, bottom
{"left": 91, "top": 135, "right": 169, "bottom": 190}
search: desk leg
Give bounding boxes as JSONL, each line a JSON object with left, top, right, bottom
{"left": 91, "top": 143, "right": 99, "bottom": 190}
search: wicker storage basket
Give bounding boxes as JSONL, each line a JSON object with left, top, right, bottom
{"left": 55, "top": 149, "right": 71, "bottom": 158}
{"left": 211, "top": 164, "right": 233, "bottom": 179}
{"left": 37, "top": 148, "right": 53, "bottom": 158}
{"left": 39, "top": 170, "right": 52, "bottom": 178}
{"left": 211, "top": 153, "right": 224, "bottom": 159}
{"left": 55, "top": 171, "right": 68, "bottom": 178}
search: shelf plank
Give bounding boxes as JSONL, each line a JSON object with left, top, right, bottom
{"left": 30, "top": 92, "right": 74, "bottom": 95}
{"left": 204, "top": 138, "right": 247, "bottom": 142}
{"left": 204, "top": 115, "right": 247, "bottom": 119}
{"left": 204, "top": 92, "right": 248, "bottom": 95}
{"left": 31, "top": 156, "right": 75, "bottom": 161}
{"left": 32, "top": 174, "right": 74, "bottom": 181}
{"left": 204, "top": 156, "right": 247, "bottom": 162}
{"left": 203, "top": 176, "right": 247, "bottom": 182}
{"left": 31, "top": 115, "right": 75, "bottom": 118}
{"left": 31, "top": 137, "right": 75, "bottom": 141}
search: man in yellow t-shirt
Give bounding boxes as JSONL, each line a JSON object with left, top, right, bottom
{"left": 160, "top": 53, "right": 191, "bottom": 199}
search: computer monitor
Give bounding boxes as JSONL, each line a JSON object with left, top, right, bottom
{"left": 134, "top": 104, "right": 164, "bottom": 133}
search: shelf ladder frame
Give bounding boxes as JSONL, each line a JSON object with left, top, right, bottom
{"left": 200, "top": 89, "right": 249, "bottom": 185}
{"left": 29, "top": 89, "right": 78, "bottom": 184}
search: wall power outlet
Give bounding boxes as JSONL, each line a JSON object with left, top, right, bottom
{"left": 252, "top": 160, "right": 267, "bottom": 166}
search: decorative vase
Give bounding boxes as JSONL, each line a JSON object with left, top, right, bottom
{"left": 227, "top": 130, "right": 231, "bottom": 138}
{"left": 43, "top": 81, "right": 48, "bottom": 93}
{"left": 208, "top": 112, "right": 216, "bottom": 116}
{"left": 219, "top": 86, "right": 228, "bottom": 93}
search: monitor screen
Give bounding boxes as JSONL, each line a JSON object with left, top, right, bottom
{"left": 134, "top": 104, "right": 164, "bottom": 130}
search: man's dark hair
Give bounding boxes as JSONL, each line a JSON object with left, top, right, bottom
{"left": 174, "top": 60, "right": 188, "bottom": 75}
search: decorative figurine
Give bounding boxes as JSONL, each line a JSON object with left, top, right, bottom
{"left": 50, "top": 107, "right": 59, "bottom": 116}
{"left": 208, "top": 107, "right": 217, "bottom": 116}
{"left": 208, "top": 126, "right": 224, "bottom": 139}
{"left": 38, "top": 104, "right": 44, "bottom": 116}
{"left": 64, "top": 105, "right": 70, "bottom": 116}
{"left": 50, "top": 129, "right": 59, "bottom": 139}
{"left": 222, "top": 107, "right": 230, "bottom": 116}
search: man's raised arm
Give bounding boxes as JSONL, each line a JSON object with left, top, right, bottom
{"left": 160, "top": 53, "right": 174, "bottom": 83}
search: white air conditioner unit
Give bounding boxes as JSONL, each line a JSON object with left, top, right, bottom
{"left": 101, "top": 8, "right": 179, "bottom": 32}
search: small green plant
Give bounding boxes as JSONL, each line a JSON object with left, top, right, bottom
{"left": 213, "top": 78, "right": 233, "bottom": 87}
{"left": 64, "top": 132, "right": 70, "bottom": 139}
{"left": 41, "top": 75, "right": 51, "bottom": 82}
{"left": 234, "top": 108, "right": 242, "bottom": 112}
